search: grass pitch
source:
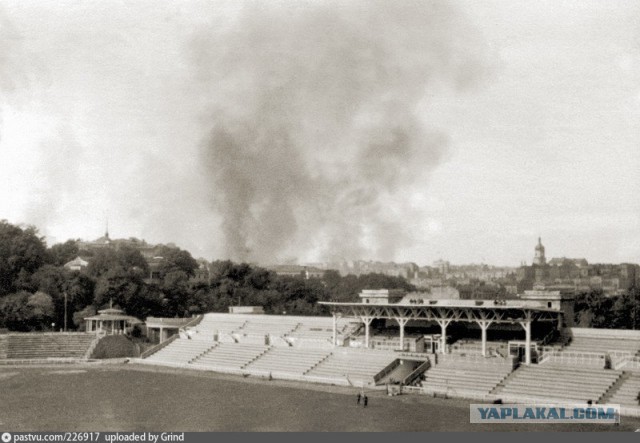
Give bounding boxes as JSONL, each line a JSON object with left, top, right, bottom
{"left": 0, "top": 364, "right": 638, "bottom": 432}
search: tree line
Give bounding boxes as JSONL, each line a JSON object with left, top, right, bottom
{"left": 573, "top": 288, "right": 640, "bottom": 330}
{"left": 0, "top": 220, "right": 414, "bottom": 331}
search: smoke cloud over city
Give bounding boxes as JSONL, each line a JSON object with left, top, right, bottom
{"left": 1, "top": 1, "right": 638, "bottom": 266}
{"left": 194, "top": 1, "right": 485, "bottom": 263}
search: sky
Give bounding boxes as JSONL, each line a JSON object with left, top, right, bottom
{"left": 0, "top": 0, "right": 638, "bottom": 267}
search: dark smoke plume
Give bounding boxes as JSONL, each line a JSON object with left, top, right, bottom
{"left": 195, "top": 0, "right": 485, "bottom": 264}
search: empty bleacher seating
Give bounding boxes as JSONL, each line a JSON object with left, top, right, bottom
{"left": 563, "top": 336, "right": 640, "bottom": 355}
{"left": 421, "top": 357, "right": 513, "bottom": 395}
{"left": 305, "top": 349, "right": 396, "bottom": 384}
{"left": 186, "top": 313, "right": 354, "bottom": 347}
{"left": 605, "top": 373, "right": 640, "bottom": 407}
{"left": 496, "top": 365, "right": 621, "bottom": 403}
{"left": 191, "top": 343, "right": 269, "bottom": 370}
{"left": 3, "top": 333, "right": 95, "bottom": 360}
{"left": 243, "top": 347, "right": 332, "bottom": 375}
{"left": 145, "top": 338, "right": 216, "bottom": 365}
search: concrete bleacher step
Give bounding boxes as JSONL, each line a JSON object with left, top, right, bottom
{"left": 493, "top": 364, "right": 621, "bottom": 402}
{"left": 303, "top": 352, "right": 333, "bottom": 375}
{"left": 4, "top": 334, "right": 95, "bottom": 359}
{"left": 600, "top": 371, "right": 636, "bottom": 404}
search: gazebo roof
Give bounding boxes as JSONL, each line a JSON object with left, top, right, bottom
{"left": 84, "top": 314, "right": 141, "bottom": 322}
{"left": 84, "top": 308, "right": 142, "bottom": 323}
{"left": 98, "top": 307, "right": 125, "bottom": 315}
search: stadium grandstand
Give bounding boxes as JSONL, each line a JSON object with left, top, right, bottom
{"left": 4, "top": 287, "right": 640, "bottom": 417}
{"left": 134, "top": 288, "right": 640, "bottom": 416}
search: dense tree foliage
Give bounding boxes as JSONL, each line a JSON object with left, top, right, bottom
{"left": 6, "top": 220, "right": 639, "bottom": 333}
{"left": 154, "top": 245, "right": 198, "bottom": 277}
{"left": 0, "top": 221, "right": 48, "bottom": 295}
{"left": 47, "top": 240, "right": 80, "bottom": 266}
{"left": 574, "top": 288, "right": 640, "bottom": 329}
{"left": 0, "top": 220, "right": 420, "bottom": 331}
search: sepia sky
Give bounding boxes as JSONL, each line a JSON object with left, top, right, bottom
{"left": 0, "top": 0, "right": 638, "bottom": 266}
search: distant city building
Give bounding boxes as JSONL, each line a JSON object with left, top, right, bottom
{"left": 266, "top": 265, "right": 325, "bottom": 279}
{"left": 433, "top": 259, "right": 450, "bottom": 275}
{"left": 517, "top": 238, "right": 637, "bottom": 296}
{"left": 318, "top": 260, "right": 418, "bottom": 279}
{"left": 188, "top": 260, "right": 212, "bottom": 286}
{"left": 63, "top": 256, "right": 89, "bottom": 272}
{"left": 77, "top": 229, "right": 112, "bottom": 250}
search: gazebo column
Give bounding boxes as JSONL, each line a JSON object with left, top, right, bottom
{"left": 159, "top": 326, "right": 165, "bottom": 343}
{"left": 436, "top": 319, "right": 452, "bottom": 354}
{"left": 476, "top": 320, "right": 494, "bottom": 357}
{"left": 360, "top": 316, "right": 373, "bottom": 349}
{"left": 395, "top": 317, "right": 409, "bottom": 351}
{"left": 518, "top": 317, "right": 532, "bottom": 365}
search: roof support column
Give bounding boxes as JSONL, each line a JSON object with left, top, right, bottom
{"left": 518, "top": 313, "right": 532, "bottom": 365}
{"left": 436, "top": 319, "right": 452, "bottom": 354}
{"left": 360, "top": 316, "right": 373, "bottom": 349}
{"left": 557, "top": 312, "right": 563, "bottom": 331}
{"left": 477, "top": 320, "right": 493, "bottom": 357}
{"left": 395, "top": 318, "right": 409, "bottom": 352}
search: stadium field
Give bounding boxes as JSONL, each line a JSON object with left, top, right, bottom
{"left": 0, "top": 364, "right": 638, "bottom": 432}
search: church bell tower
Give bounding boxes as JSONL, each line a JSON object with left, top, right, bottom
{"left": 533, "top": 237, "right": 546, "bottom": 266}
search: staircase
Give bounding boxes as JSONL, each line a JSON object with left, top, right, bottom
{"left": 490, "top": 365, "right": 520, "bottom": 395}
{"left": 599, "top": 371, "right": 630, "bottom": 403}
{"left": 188, "top": 343, "right": 219, "bottom": 364}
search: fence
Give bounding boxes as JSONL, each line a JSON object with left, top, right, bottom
{"left": 614, "top": 356, "right": 640, "bottom": 371}
{"left": 538, "top": 351, "right": 607, "bottom": 368}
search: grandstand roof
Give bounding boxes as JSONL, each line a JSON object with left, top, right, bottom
{"left": 320, "top": 299, "right": 561, "bottom": 323}
{"left": 145, "top": 317, "right": 194, "bottom": 328}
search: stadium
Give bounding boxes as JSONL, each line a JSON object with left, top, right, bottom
{"left": 2, "top": 288, "right": 640, "bottom": 431}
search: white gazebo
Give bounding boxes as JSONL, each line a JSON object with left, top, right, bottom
{"left": 84, "top": 307, "right": 141, "bottom": 335}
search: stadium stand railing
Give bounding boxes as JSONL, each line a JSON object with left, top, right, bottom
{"left": 83, "top": 335, "right": 102, "bottom": 359}
{"left": 139, "top": 334, "right": 179, "bottom": 359}
{"left": 402, "top": 359, "right": 431, "bottom": 386}
{"left": 182, "top": 314, "right": 204, "bottom": 330}
{"left": 538, "top": 350, "right": 607, "bottom": 368}
{"left": 373, "top": 358, "right": 401, "bottom": 384}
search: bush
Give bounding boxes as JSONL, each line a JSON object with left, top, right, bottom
{"left": 91, "top": 335, "right": 139, "bottom": 359}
